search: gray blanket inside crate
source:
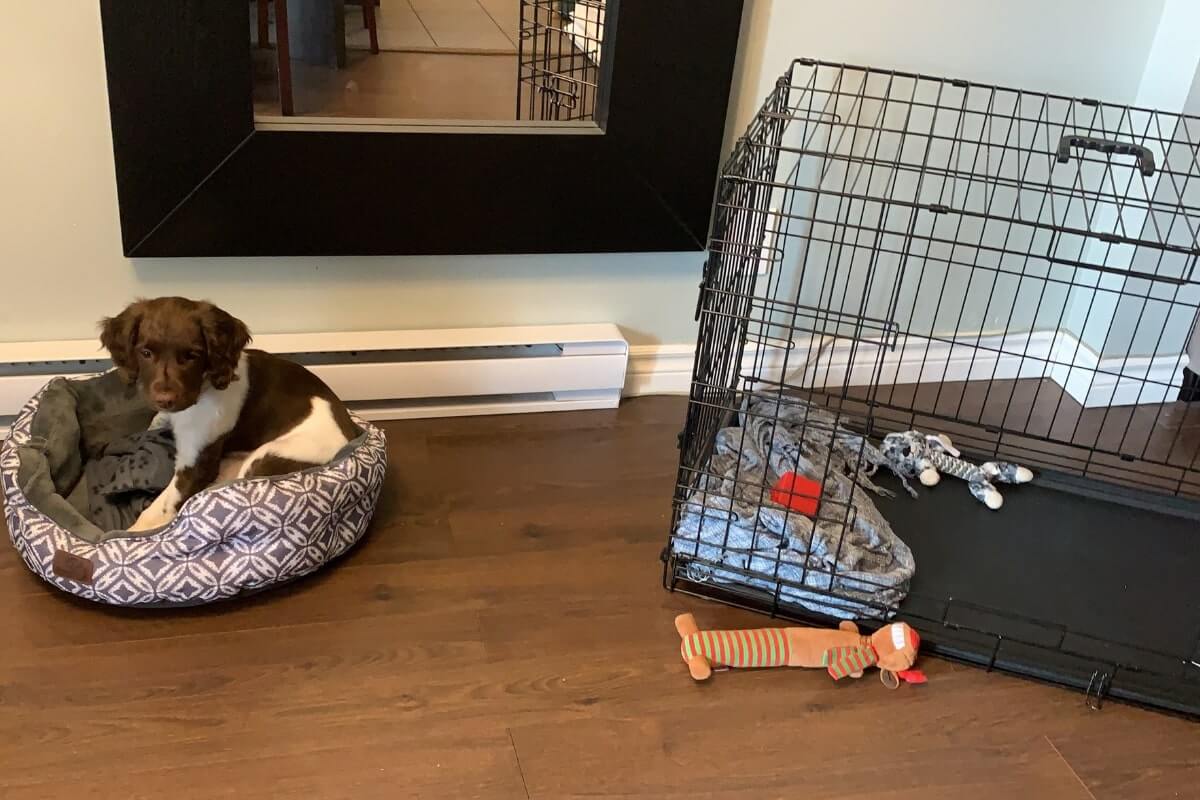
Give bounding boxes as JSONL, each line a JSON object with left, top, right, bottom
{"left": 672, "top": 395, "right": 914, "bottom": 620}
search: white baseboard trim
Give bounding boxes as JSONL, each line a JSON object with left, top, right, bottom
{"left": 349, "top": 389, "right": 623, "bottom": 422}
{"left": 0, "top": 323, "right": 1185, "bottom": 439}
{"left": 1047, "top": 334, "right": 1186, "bottom": 407}
{"left": 624, "top": 345, "right": 695, "bottom": 396}
{"left": 624, "top": 330, "right": 1187, "bottom": 409}
{"left": 623, "top": 343, "right": 796, "bottom": 397}
{"left": 0, "top": 324, "right": 628, "bottom": 428}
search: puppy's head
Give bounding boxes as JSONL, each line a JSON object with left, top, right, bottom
{"left": 100, "top": 297, "right": 251, "bottom": 412}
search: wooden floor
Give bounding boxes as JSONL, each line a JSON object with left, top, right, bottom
{"left": 343, "top": 0, "right": 520, "bottom": 53}
{"left": 1, "top": 397, "right": 1196, "bottom": 799}
{"left": 252, "top": 48, "right": 518, "bottom": 120}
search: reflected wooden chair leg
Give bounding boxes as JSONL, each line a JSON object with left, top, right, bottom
{"left": 257, "top": 0, "right": 270, "bottom": 48}
{"left": 363, "top": 0, "right": 379, "bottom": 54}
{"left": 275, "top": 0, "right": 294, "bottom": 115}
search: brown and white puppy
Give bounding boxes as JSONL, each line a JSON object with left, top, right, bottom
{"left": 100, "top": 297, "right": 359, "bottom": 532}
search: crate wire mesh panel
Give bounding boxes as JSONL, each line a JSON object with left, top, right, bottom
{"left": 667, "top": 58, "right": 1200, "bottom": 716}
{"left": 517, "top": 0, "right": 607, "bottom": 122}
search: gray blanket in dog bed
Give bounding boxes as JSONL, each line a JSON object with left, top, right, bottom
{"left": 8, "top": 372, "right": 180, "bottom": 541}
{"left": 671, "top": 395, "right": 914, "bottom": 620}
{"left": 82, "top": 428, "right": 176, "bottom": 532}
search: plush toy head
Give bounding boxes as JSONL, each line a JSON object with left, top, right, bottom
{"left": 881, "top": 431, "right": 940, "bottom": 485}
{"left": 869, "top": 621, "right": 925, "bottom": 686}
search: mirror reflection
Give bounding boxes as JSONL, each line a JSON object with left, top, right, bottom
{"left": 250, "top": 0, "right": 609, "bottom": 124}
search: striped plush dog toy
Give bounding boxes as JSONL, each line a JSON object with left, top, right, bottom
{"left": 674, "top": 613, "right": 926, "bottom": 688}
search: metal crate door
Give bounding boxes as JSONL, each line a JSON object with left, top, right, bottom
{"left": 667, "top": 72, "right": 913, "bottom": 622}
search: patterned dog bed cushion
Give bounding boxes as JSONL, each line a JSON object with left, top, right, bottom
{"left": 1, "top": 372, "right": 387, "bottom": 607}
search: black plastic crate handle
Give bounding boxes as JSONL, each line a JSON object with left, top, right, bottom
{"left": 1057, "top": 134, "right": 1156, "bottom": 177}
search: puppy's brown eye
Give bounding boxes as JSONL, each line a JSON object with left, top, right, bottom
{"left": 182, "top": 351, "right": 200, "bottom": 362}
{"left": 139, "top": 347, "right": 153, "bottom": 359}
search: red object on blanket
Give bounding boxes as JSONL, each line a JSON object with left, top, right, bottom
{"left": 770, "top": 472, "right": 822, "bottom": 516}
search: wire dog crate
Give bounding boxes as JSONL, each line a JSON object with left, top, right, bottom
{"left": 516, "top": 0, "right": 608, "bottom": 122}
{"left": 666, "top": 58, "right": 1200, "bottom": 717}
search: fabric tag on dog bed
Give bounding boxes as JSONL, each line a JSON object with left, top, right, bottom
{"left": 52, "top": 549, "right": 94, "bottom": 585}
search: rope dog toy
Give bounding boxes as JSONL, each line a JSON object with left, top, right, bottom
{"left": 674, "top": 613, "right": 926, "bottom": 688}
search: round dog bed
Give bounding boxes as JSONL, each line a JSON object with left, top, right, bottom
{"left": 1, "top": 371, "right": 387, "bottom": 607}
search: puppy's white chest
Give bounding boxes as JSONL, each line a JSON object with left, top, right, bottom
{"left": 162, "top": 355, "right": 250, "bottom": 468}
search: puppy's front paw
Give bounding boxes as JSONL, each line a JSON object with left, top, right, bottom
{"left": 127, "top": 517, "right": 156, "bottom": 533}
{"left": 128, "top": 480, "right": 182, "bottom": 533}
{"left": 128, "top": 502, "right": 174, "bottom": 532}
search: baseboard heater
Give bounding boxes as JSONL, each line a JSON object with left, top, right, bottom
{"left": 0, "top": 324, "right": 629, "bottom": 434}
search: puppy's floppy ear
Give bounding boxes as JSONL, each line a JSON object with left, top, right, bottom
{"left": 99, "top": 301, "right": 147, "bottom": 384}
{"left": 199, "top": 303, "right": 251, "bottom": 390}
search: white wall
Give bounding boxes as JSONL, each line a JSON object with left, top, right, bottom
{"left": 0, "top": 1, "right": 1172, "bottom": 349}
{"left": 733, "top": 0, "right": 1174, "bottom": 361}
{"left": 1053, "top": 0, "right": 1200, "bottom": 359}
{"left": 729, "top": 0, "right": 1167, "bottom": 142}
{"left": 1134, "top": 0, "right": 1200, "bottom": 112}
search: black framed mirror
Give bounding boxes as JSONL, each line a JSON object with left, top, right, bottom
{"left": 98, "top": 1, "right": 743, "bottom": 257}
